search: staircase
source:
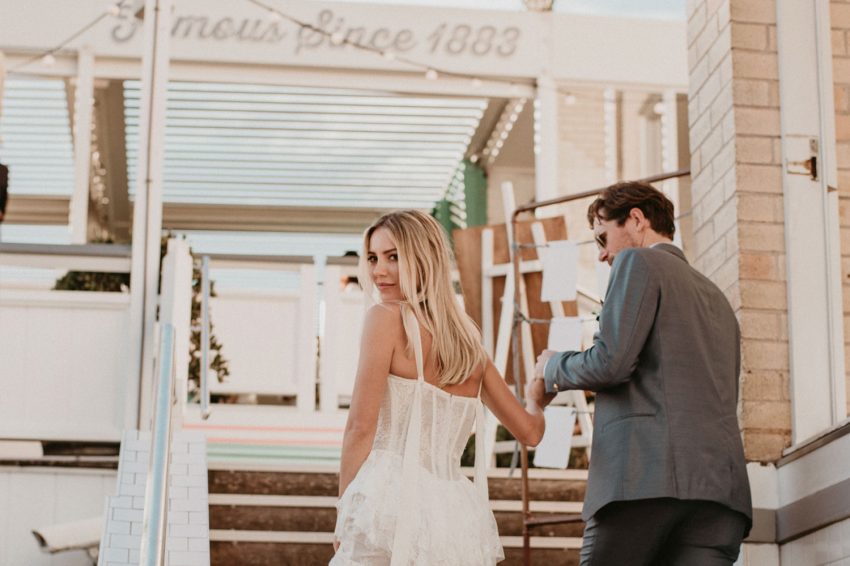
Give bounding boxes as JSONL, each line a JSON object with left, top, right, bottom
{"left": 208, "top": 462, "right": 586, "bottom": 565}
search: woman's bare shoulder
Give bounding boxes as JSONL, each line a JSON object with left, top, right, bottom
{"left": 363, "top": 302, "right": 404, "bottom": 333}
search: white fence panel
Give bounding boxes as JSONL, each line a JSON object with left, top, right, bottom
{"left": 0, "top": 290, "right": 129, "bottom": 440}
{"left": 208, "top": 265, "right": 317, "bottom": 411}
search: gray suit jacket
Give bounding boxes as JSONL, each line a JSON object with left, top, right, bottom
{"left": 544, "top": 244, "right": 752, "bottom": 529}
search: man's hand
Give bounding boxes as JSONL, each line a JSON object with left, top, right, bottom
{"left": 526, "top": 377, "right": 557, "bottom": 409}
{"left": 535, "top": 349, "right": 557, "bottom": 379}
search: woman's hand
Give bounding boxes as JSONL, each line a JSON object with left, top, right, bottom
{"left": 334, "top": 537, "right": 341, "bottom": 553}
{"left": 526, "top": 377, "right": 556, "bottom": 409}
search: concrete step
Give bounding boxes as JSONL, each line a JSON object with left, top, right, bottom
{"left": 211, "top": 538, "right": 581, "bottom": 565}
{"left": 208, "top": 465, "right": 587, "bottom": 502}
{"left": 208, "top": 494, "right": 584, "bottom": 537}
{"left": 208, "top": 463, "right": 586, "bottom": 565}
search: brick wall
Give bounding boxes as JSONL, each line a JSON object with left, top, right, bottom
{"left": 688, "top": 0, "right": 791, "bottom": 462}
{"left": 832, "top": 0, "right": 850, "bottom": 415}
{"left": 99, "top": 430, "right": 210, "bottom": 566}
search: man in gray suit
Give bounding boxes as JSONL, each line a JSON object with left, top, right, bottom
{"left": 529, "top": 181, "right": 752, "bottom": 565}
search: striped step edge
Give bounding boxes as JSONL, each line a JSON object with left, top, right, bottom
{"left": 207, "top": 460, "right": 589, "bottom": 481}
{"left": 208, "top": 493, "right": 583, "bottom": 513}
{"left": 209, "top": 530, "right": 583, "bottom": 549}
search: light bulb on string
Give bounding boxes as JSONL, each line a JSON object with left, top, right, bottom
{"left": 471, "top": 77, "right": 482, "bottom": 88}
{"left": 267, "top": 9, "right": 282, "bottom": 22}
{"left": 105, "top": 2, "right": 121, "bottom": 16}
{"left": 382, "top": 50, "right": 396, "bottom": 61}
{"left": 425, "top": 68, "right": 438, "bottom": 80}
{"left": 41, "top": 53, "right": 56, "bottom": 67}
{"left": 330, "top": 32, "right": 345, "bottom": 45}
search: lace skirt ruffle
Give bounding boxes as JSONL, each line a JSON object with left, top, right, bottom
{"left": 330, "top": 450, "right": 504, "bottom": 566}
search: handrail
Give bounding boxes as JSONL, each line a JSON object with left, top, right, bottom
{"left": 0, "top": 242, "right": 132, "bottom": 272}
{"left": 200, "top": 256, "right": 212, "bottom": 420}
{"left": 0, "top": 242, "right": 132, "bottom": 257}
{"left": 139, "top": 323, "right": 176, "bottom": 566}
{"left": 191, "top": 252, "right": 315, "bottom": 265}
{"left": 509, "top": 168, "right": 690, "bottom": 566}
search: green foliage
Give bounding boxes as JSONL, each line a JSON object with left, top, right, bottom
{"left": 188, "top": 265, "right": 230, "bottom": 396}
{"left": 53, "top": 270, "right": 130, "bottom": 292}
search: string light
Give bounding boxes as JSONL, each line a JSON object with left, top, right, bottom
{"left": 9, "top": 1, "right": 131, "bottom": 72}
{"left": 484, "top": 97, "right": 527, "bottom": 166}
{"left": 12, "top": 0, "right": 580, "bottom": 114}
{"left": 243, "top": 0, "right": 546, "bottom": 96}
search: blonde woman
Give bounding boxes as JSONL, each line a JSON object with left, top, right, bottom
{"left": 331, "top": 210, "right": 546, "bottom": 566}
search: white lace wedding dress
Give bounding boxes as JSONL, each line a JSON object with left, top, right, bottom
{"left": 331, "top": 309, "right": 504, "bottom": 565}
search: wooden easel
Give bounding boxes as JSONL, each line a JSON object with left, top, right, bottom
{"left": 480, "top": 182, "right": 593, "bottom": 467}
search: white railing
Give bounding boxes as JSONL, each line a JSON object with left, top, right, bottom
{"left": 138, "top": 323, "right": 176, "bottom": 566}
{"left": 0, "top": 243, "right": 133, "bottom": 441}
{"left": 193, "top": 253, "right": 319, "bottom": 412}
{"left": 0, "top": 243, "right": 367, "bottom": 444}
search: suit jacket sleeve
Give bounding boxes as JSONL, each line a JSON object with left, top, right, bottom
{"left": 544, "top": 249, "right": 659, "bottom": 392}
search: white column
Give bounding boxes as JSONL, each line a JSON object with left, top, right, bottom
{"left": 126, "top": 0, "right": 173, "bottom": 430}
{"left": 297, "top": 264, "right": 318, "bottom": 412}
{"left": 534, "top": 73, "right": 559, "bottom": 204}
{"left": 777, "top": 0, "right": 846, "bottom": 442}
{"left": 159, "top": 238, "right": 193, "bottom": 425}
{"left": 69, "top": 46, "right": 94, "bottom": 244}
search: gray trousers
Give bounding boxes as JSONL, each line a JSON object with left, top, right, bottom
{"left": 580, "top": 498, "right": 749, "bottom": 566}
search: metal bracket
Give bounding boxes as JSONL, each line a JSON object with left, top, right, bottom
{"left": 785, "top": 138, "right": 819, "bottom": 180}
{"left": 785, "top": 157, "right": 817, "bottom": 180}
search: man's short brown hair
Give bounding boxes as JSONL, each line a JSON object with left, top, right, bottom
{"left": 587, "top": 181, "right": 676, "bottom": 238}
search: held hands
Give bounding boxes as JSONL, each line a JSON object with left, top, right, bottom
{"left": 526, "top": 377, "right": 556, "bottom": 409}
{"left": 535, "top": 349, "right": 557, "bottom": 379}
{"left": 527, "top": 349, "right": 560, "bottom": 409}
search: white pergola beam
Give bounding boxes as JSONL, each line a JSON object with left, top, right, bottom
{"left": 69, "top": 46, "right": 94, "bottom": 244}
{"left": 127, "top": 0, "right": 173, "bottom": 430}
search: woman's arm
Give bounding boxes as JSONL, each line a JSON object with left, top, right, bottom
{"left": 338, "top": 304, "right": 398, "bottom": 497}
{"left": 481, "top": 359, "right": 545, "bottom": 447}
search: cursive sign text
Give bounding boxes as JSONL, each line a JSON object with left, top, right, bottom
{"left": 111, "top": 7, "right": 521, "bottom": 59}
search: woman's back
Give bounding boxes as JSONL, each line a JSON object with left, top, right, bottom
{"left": 331, "top": 305, "right": 504, "bottom": 565}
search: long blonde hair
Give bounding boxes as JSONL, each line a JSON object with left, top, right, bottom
{"left": 360, "top": 210, "right": 486, "bottom": 386}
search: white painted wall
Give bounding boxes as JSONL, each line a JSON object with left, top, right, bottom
{"left": 780, "top": 517, "right": 850, "bottom": 566}
{"left": 737, "top": 543, "right": 780, "bottom": 566}
{"left": 0, "top": 290, "right": 130, "bottom": 440}
{"left": 0, "top": 467, "right": 116, "bottom": 566}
